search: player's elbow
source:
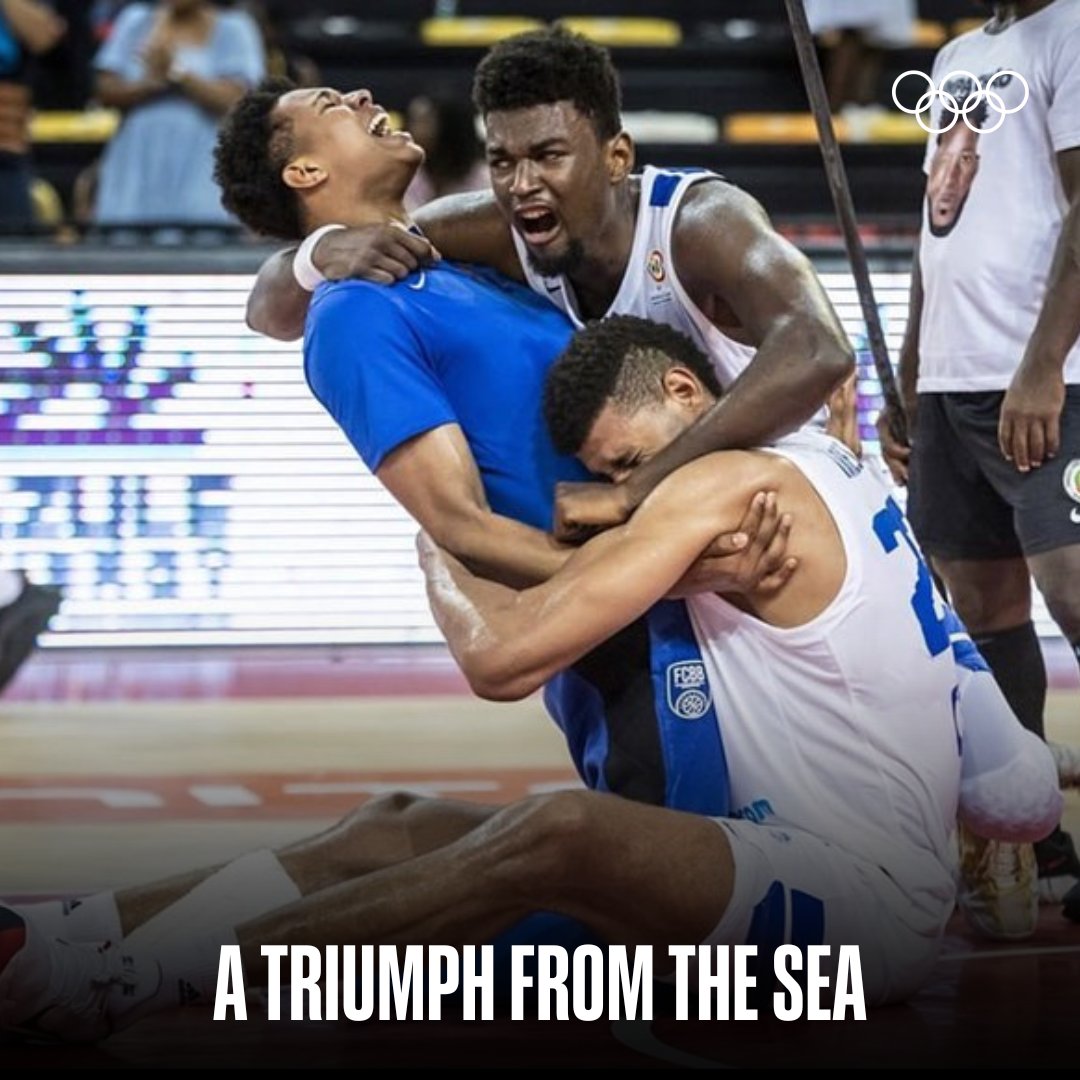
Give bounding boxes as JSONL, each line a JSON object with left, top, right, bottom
{"left": 458, "top": 639, "right": 546, "bottom": 702}
{"left": 812, "top": 324, "right": 856, "bottom": 388}
{"left": 246, "top": 294, "right": 302, "bottom": 342}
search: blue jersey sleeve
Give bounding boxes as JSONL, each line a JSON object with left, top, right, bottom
{"left": 303, "top": 283, "right": 457, "bottom": 473}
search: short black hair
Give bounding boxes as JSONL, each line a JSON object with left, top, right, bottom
{"left": 472, "top": 26, "right": 621, "bottom": 141}
{"left": 213, "top": 78, "right": 302, "bottom": 240}
{"left": 544, "top": 315, "right": 723, "bottom": 456}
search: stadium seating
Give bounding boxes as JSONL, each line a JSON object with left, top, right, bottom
{"left": 23, "top": 0, "right": 977, "bottom": 232}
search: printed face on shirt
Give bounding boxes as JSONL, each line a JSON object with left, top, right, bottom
{"left": 926, "top": 122, "right": 980, "bottom": 237}
{"left": 273, "top": 87, "right": 424, "bottom": 200}
{"left": 484, "top": 101, "right": 632, "bottom": 278}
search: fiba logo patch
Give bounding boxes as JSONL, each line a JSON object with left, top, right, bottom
{"left": 646, "top": 249, "right": 665, "bottom": 283}
{"left": 1064, "top": 460, "right": 1080, "bottom": 524}
{"left": 666, "top": 660, "right": 711, "bottom": 720}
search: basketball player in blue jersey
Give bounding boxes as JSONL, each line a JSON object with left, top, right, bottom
{"left": 0, "top": 321, "right": 1060, "bottom": 1041}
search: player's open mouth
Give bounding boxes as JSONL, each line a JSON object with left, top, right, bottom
{"left": 366, "top": 111, "right": 412, "bottom": 142}
{"left": 515, "top": 206, "right": 561, "bottom": 246}
{"left": 367, "top": 111, "right": 392, "bottom": 137}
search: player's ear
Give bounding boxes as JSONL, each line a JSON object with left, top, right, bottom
{"left": 662, "top": 366, "right": 705, "bottom": 409}
{"left": 606, "top": 130, "right": 634, "bottom": 185}
{"left": 282, "top": 157, "right": 327, "bottom": 192}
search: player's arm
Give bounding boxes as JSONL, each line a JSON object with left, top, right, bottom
{"left": 306, "top": 286, "right": 570, "bottom": 587}
{"left": 0, "top": 0, "right": 66, "bottom": 54}
{"left": 422, "top": 452, "right": 766, "bottom": 701}
{"left": 245, "top": 193, "right": 518, "bottom": 341}
{"left": 378, "top": 424, "right": 571, "bottom": 587}
{"left": 1000, "top": 146, "right": 1080, "bottom": 471}
{"left": 554, "top": 182, "right": 853, "bottom": 539}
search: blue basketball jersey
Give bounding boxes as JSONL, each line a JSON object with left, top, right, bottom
{"left": 304, "top": 260, "right": 730, "bottom": 816}
{"left": 304, "top": 261, "right": 589, "bottom": 531}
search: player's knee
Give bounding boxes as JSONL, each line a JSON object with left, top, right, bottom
{"left": 346, "top": 790, "right": 425, "bottom": 830}
{"left": 1028, "top": 552, "right": 1080, "bottom": 641}
{"left": 1041, "top": 590, "right": 1080, "bottom": 643}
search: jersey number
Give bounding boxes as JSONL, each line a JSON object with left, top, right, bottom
{"left": 872, "top": 496, "right": 949, "bottom": 657}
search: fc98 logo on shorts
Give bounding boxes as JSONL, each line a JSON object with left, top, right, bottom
{"left": 892, "top": 69, "right": 1029, "bottom": 134}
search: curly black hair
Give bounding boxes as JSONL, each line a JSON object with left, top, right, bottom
{"left": 213, "top": 78, "right": 303, "bottom": 240}
{"left": 472, "top": 25, "right": 621, "bottom": 140}
{"left": 544, "top": 315, "right": 723, "bottom": 457}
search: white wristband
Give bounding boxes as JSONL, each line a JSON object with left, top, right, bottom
{"left": 293, "top": 223, "right": 346, "bottom": 292}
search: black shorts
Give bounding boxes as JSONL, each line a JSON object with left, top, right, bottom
{"left": 907, "top": 386, "right": 1080, "bottom": 560}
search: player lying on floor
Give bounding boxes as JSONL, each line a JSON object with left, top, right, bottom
{"left": 0, "top": 319, "right": 1061, "bottom": 1042}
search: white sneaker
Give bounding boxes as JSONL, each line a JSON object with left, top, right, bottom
{"left": 957, "top": 825, "right": 1038, "bottom": 941}
{"left": 1048, "top": 742, "right": 1080, "bottom": 789}
{"left": 0, "top": 905, "right": 145, "bottom": 1043}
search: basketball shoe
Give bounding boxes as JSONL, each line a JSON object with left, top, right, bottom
{"left": 0, "top": 905, "right": 154, "bottom": 1043}
{"left": 957, "top": 824, "right": 1038, "bottom": 940}
{"left": 1035, "top": 827, "right": 1080, "bottom": 921}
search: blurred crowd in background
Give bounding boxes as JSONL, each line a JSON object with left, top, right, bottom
{"left": 0, "top": 0, "right": 966, "bottom": 242}
{"left": 0, "top": 0, "right": 495, "bottom": 237}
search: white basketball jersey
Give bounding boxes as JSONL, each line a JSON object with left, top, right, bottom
{"left": 511, "top": 166, "right": 758, "bottom": 390}
{"left": 686, "top": 431, "right": 962, "bottom": 923}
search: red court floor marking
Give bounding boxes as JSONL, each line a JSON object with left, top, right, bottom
{"left": 0, "top": 770, "right": 581, "bottom": 823}
{"left": 8, "top": 642, "right": 1078, "bottom": 701}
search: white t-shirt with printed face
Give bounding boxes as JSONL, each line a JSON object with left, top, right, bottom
{"left": 916, "top": 0, "right": 1080, "bottom": 392}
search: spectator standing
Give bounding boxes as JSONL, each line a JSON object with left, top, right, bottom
{"left": 0, "top": 0, "right": 65, "bottom": 229}
{"left": 879, "top": 0, "right": 1080, "bottom": 927}
{"left": 92, "top": 0, "right": 264, "bottom": 227}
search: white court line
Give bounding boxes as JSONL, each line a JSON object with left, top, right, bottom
{"left": 938, "top": 943, "right": 1080, "bottom": 962}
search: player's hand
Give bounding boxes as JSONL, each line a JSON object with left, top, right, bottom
{"left": 875, "top": 404, "right": 912, "bottom": 486}
{"left": 140, "top": 39, "right": 173, "bottom": 82}
{"left": 826, "top": 373, "right": 862, "bottom": 457}
{"left": 666, "top": 491, "right": 796, "bottom": 599}
{"left": 314, "top": 223, "right": 442, "bottom": 285}
{"left": 553, "top": 481, "right": 632, "bottom": 543}
{"left": 999, "top": 361, "right": 1065, "bottom": 472}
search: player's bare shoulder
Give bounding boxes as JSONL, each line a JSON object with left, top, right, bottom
{"left": 647, "top": 448, "right": 790, "bottom": 518}
{"left": 670, "top": 179, "right": 769, "bottom": 338}
{"left": 673, "top": 177, "right": 769, "bottom": 240}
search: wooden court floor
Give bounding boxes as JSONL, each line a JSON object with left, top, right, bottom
{"left": 1, "top": 646, "right": 1078, "bottom": 1069}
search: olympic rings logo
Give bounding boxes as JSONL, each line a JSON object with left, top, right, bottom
{"left": 891, "top": 69, "right": 1029, "bottom": 134}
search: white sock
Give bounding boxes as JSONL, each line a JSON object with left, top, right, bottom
{"left": 123, "top": 849, "right": 300, "bottom": 955}
{"left": 0, "top": 570, "right": 22, "bottom": 607}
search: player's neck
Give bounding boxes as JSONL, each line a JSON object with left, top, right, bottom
{"left": 304, "top": 194, "right": 411, "bottom": 234}
{"left": 566, "top": 181, "right": 639, "bottom": 320}
{"left": 990, "top": 0, "right": 1054, "bottom": 26}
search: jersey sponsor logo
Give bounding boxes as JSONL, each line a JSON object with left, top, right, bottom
{"left": 892, "top": 68, "right": 1029, "bottom": 134}
{"left": 646, "top": 249, "right": 666, "bottom": 283}
{"left": 666, "top": 659, "right": 712, "bottom": 720}
{"left": 732, "top": 797, "right": 775, "bottom": 824}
